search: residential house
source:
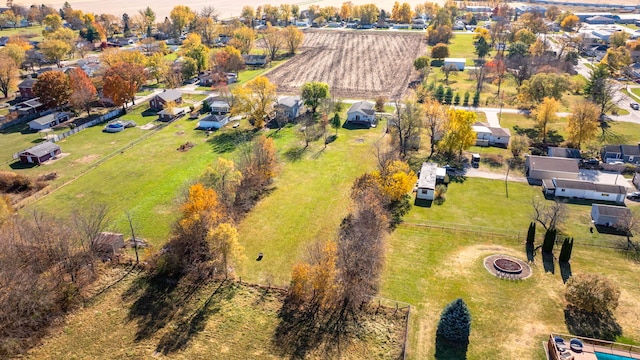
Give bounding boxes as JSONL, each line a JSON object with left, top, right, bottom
{"left": 601, "top": 144, "right": 640, "bottom": 164}
{"left": 346, "top": 101, "right": 376, "bottom": 126}
{"left": 575, "top": 12, "right": 612, "bottom": 21}
{"left": 12, "top": 98, "right": 44, "bottom": 115}
{"left": 612, "top": 14, "right": 640, "bottom": 24}
{"left": 515, "top": 5, "right": 547, "bottom": 16}
{"left": 198, "top": 71, "right": 237, "bottom": 86}
{"left": 472, "top": 122, "right": 511, "bottom": 147}
{"left": 525, "top": 155, "right": 580, "bottom": 182}
{"left": 19, "top": 141, "right": 61, "bottom": 165}
{"left": 443, "top": 58, "right": 466, "bottom": 71}
{"left": 465, "top": 5, "right": 492, "bottom": 13}
{"left": 149, "top": 89, "right": 183, "bottom": 110}
{"left": 543, "top": 178, "right": 626, "bottom": 204}
{"left": 548, "top": 147, "right": 582, "bottom": 163}
{"left": 591, "top": 204, "right": 630, "bottom": 227}
{"left": 243, "top": 54, "right": 268, "bottom": 67}
{"left": 198, "top": 114, "right": 229, "bottom": 129}
{"left": 412, "top": 18, "right": 426, "bottom": 30}
{"left": 28, "top": 112, "right": 70, "bottom": 130}
{"left": 592, "top": 29, "right": 613, "bottom": 42}
{"left": 209, "top": 100, "right": 231, "bottom": 115}
{"left": 276, "top": 96, "right": 304, "bottom": 120}
{"left": 585, "top": 16, "right": 615, "bottom": 25}
{"left": 416, "top": 162, "right": 438, "bottom": 201}
{"left": 18, "top": 77, "right": 37, "bottom": 99}
{"left": 157, "top": 107, "right": 188, "bottom": 122}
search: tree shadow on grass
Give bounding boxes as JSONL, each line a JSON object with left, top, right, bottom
{"left": 208, "top": 128, "right": 257, "bottom": 153}
{"left": 435, "top": 335, "right": 468, "bottom": 360}
{"left": 564, "top": 305, "right": 622, "bottom": 341}
{"left": 141, "top": 109, "right": 158, "bottom": 117}
{"left": 283, "top": 145, "right": 307, "bottom": 162}
{"left": 155, "top": 281, "right": 238, "bottom": 355}
{"left": 272, "top": 300, "right": 329, "bottom": 359}
{"left": 560, "top": 262, "right": 572, "bottom": 284}
{"left": 526, "top": 244, "right": 535, "bottom": 262}
{"left": 542, "top": 252, "right": 555, "bottom": 274}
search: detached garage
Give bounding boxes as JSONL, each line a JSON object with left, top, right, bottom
{"left": 19, "top": 142, "right": 61, "bottom": 165}
{"left": 591, "top": 204, "right": 630, "bottom": 227}
{"left": 198, "top": 114, "right": 229, "bottom": 129}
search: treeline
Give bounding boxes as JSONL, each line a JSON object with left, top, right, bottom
{"left": 148, "top": 135, "right": 277, "bottom": 282}
{"left": 0, "top": 204, "right": 111, "bottom": 356}
{"left": 282, "top": 156, "right": 415, "bottom": 334}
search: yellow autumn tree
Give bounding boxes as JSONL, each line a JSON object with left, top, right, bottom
{"left": 567, "top": 100, "right": 600, "bottom": 148}
{"left": 180, "top": 183, "right": 223, "bottom": 228}
{"left": 289, "top": 240, "right": 339, "bottom": 310}
{"left": 0, "top": 195, "right": 13, "bottom": 226}
{"left": 375, "top": 160, "right": 417, "bottom": 202}
{"left": 231, "top": 76, "right": 277, "bottom": 128}
{"left": 439, "top": 109, "right": 478, "bottom": 158}
{"left": 533, "top": 97, "right": 559, "bottom": 144}
{"left": 207, "top": 222, "right": 244, "bottom": 279}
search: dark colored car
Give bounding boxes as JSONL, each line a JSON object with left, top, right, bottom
{"left": 632, "top": 103, "right": 640, "bottom": 110}
{"left": 627, "top": 192, "right": 640, "bottom": 200}
{"left": 581, "top": 158, "right": 599, "bottom": 166}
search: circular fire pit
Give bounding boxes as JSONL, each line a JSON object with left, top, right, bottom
{"left": 493, "top": 258, "right": 523, "bottom": 274}
{"left": 484, "top": 255, "right": 532, "bottom": 280}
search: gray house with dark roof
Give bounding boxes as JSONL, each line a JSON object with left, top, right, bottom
{"left": 548, "top": 147, "right": 582, "bottom": 162}
{"left": 149, "top": 89, "right": 183, "bottom": 110}
{"left": 19, "top": 142, "right": 61, "bottom": 165}
{"left": 543, "top": 178, "right": 626, "bottom": 204}
{"left": 28, "top": 112, "right": 70, "bottom": 130}
{"left": 602, "top": 144, "right": 640, "bottom": 164}
{"left": 346, "top": 101, "right": 376, "bottom": 126}
{"left": 276, "top": 96, "right": 304, "bottom": 120}
{"left": 525, "top": 155, "right": 579, "bottom": 182}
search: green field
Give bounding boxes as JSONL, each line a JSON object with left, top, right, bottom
{"left": 0, "top": 24, "right": 46, "bottom": 42}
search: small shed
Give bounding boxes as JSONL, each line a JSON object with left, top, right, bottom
{"left": 198, "top": 114, "right": 229, "bottom": 129}
{"left": 591, "top": 204, "right": 630, "bottom": 227}
{"left": 416, "top": 162, "right": 437, "bottom": 200}
{"left": 19, "top": 142, "right": 61, "bottom": 165}
{"left": 443, "top": 58, "right": 466, "bottom": 71}
{"left": 93, "top": 232, "right": 125, "bottom": 260}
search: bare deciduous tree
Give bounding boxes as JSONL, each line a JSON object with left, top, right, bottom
{"left": 532, "top": 197, "right": 566, "bottom": 231}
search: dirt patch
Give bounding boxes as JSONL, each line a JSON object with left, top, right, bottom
{"left": 73, "top": 154, "right": 100, "bottom": 164}
{"left": 139, "top": 123, "right": 155, "bottom": 130}
{"left": 267, "top": 30, "right": 426, "bottom": 99}
{"left": 175, "top": 131, "right": 185, "bottom": 136}
{"left": 43, "top": 152, "right": 70, "bottom": 164}
{"left": 177, "top": 141, "right": 194, "bottom": 152}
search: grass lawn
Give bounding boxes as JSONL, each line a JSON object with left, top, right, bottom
{"left": 423, "top": 70, "right": 519, "bottom": 109}
{"left": 237, "top": 60, "right": 286, "bottom": 84}
{"left": 25, "top": 267, "right": 405, "bottom": 359}
{"left": 437, "top": 33, "right": 491, "bottom": 66}
{"left": 0, "top": 124, "right": 69, "bottom": 164}
{"left": 380, "top": 178, "right": 640, "bottom": 359}
{"left": 0, "top": 25, "right": 46, "bottom": 42}
{"left": 632, "top": 88, "right": 640, "bottom": 99}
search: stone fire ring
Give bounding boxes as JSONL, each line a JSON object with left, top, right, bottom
{"left": 484, "top": 255, "right": 532, "bottom": 280}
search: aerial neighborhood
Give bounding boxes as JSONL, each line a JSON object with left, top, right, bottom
{"left": 2, "top": 0, "right": 640, "bottom": 359}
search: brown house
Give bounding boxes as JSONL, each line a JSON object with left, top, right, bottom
{"left": 18, "top": 77, "right": 37, "bottom": 99}
{"left": 19, "top": 141, "right": 61, "bottom": 165}
{"left": 149, "top": 89, "right": 183, "bottom": 110}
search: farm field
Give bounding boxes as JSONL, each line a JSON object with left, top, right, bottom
{"left": 267, "top": 30, "right": 427, "bottom": 99}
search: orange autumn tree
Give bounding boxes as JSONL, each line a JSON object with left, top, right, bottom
{"left": 180, "top": 182, "right": 224, "bottom": 228}
{"left": 290, "top": 240, "right": 339, "bottom": 310}
{"left": 68, "top": 68, "right": 97, "bottom": 116}
{"left": 102, "top": 62, "right": 147, "bottom": 111}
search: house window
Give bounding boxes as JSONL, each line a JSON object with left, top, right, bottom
{"left": 561, "top": 189, "right": 565, "bottom": 192}
{"left": 602, "top": 193, "right": 609, "bottom": 197}
{"left": 421, "top": 189, "right": 429, "bottom": 194}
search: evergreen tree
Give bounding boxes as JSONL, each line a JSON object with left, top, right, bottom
{"left": 444, "top": 88, "right": 453, "bottom": 104}
{"left": 463, "top": 91, "right": 470, "bottom": 106}
{"left": 472, "top": 91, "right": 480, "bottom": 107}
{"left": 435, "top": 84, "right": 445, "bottom": 103}
{"left": 436, "top": 298, "right": 472, "bottom": 345}
{"left": 542, "top": 228, "right": 557, "bottom": 254}
{"left": 453, "top": 92, "right": 461, "bottom": 105}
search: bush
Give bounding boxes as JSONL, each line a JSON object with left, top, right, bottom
{"left": 436, "top": 298, "right": 472, "bottom": 345}
{"left": 566, "top": 273, "right": 620, "bottom": 314}
{"left": 0, "top": 171, "right": 35, "bottom": 193}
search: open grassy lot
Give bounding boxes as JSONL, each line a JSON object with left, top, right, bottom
{"left": 380, "top": 178, "right": 640, "bottom": 359}
{"left": 0, "top": 124, "right": 70, "bottom": 164}
{"left": 435, "top": 33, "right": 490, "bottom": 66}
{"left": 0, "top": 25, "right": 46, "bottom": 42}
{"left": 26, "top": 267, "right": 405, "bottom": 359}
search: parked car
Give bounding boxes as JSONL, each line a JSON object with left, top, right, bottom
{"left": 581, "top": 158, "right": 599, "bottom": 166}
{"left": 631, "top": 102, "right": 640, "bottom": 110}
{"left": 627, "top": 192, "right": 640, "bottom": 200}
{"left": 443, "top": 164, "right": 456, "bottom": 174}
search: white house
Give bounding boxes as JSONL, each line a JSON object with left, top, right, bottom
{"left": 198, "top": 114, "right": 229, "bottom": 129}
{"left": 591, "top": 204, "right": 630, "bottom": 227}
{"left": 416, "top": 162, "right": 437, "bottom": 201}
{"left": 543, "top": 178, "right": 626, "bottom": 204}
{"left": 443, "top": 58, "right": 466, "bottom": 71}
{"left": 210, "top": 100, "right": 230, "bottom": 115}
{"left": 525, "top": 155, "right": 580, "bottom": 182}
{"left": 472, "top": 122, "right": 511, "bottom": 148}
{"left": 28, "top": 112, "right": 70, "bottom": 130}
{"left": 346, "top": 101, "right": 376, "bottom": 126}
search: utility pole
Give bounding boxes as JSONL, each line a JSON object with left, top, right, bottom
{"left": 126, "top": 212, "right": 139, "bottom": 264}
